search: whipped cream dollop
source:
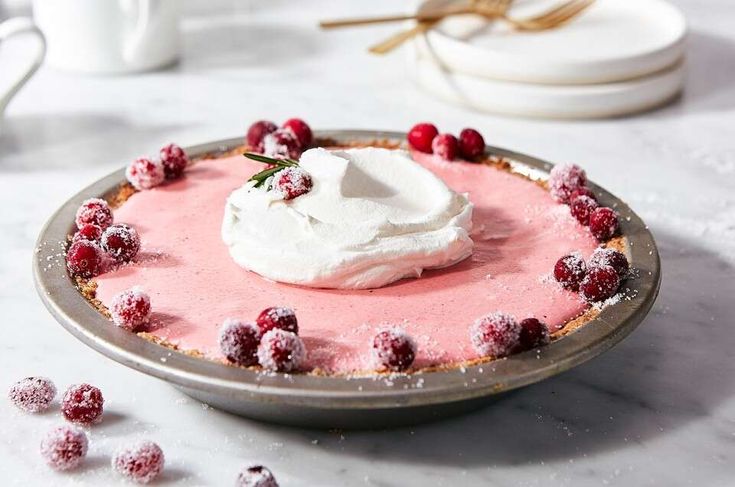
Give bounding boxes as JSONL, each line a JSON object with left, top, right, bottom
{"left": 222, "top": 147, "right": 474, "bottom": 289}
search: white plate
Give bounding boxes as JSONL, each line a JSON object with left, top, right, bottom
{"left": 410, "top": 54, "right": 684, "bottom": 119}
{"left": 414, "top": 0, "right": 687, "bottom": 84}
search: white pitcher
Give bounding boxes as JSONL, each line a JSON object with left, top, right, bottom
{"left": 0, "top": 17, "right": 46, "bottom": 119}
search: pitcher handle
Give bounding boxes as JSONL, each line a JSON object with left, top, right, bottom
{"left": 123, "top": 0, "right": 154, "bottom": 63}
{"left": 0, "top": 17, "right": 46, "bottom": 115}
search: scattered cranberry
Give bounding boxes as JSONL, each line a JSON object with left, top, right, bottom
{"left": 589, "top": 207, "right": 619, "bottom": 241}
{"left": 257, "top": 329, "right": 306, "bottom": 372}
{"left": 256, "top": 307, "right": 298, "bottom": 335}
{"left": 66, "top": 240, "right": 103, "bottom": 278}
{"left": 40, "top": 425, "right": 88, "bottom": 471}
{"left": 237, "top": 465, "right": 279, "bottom": 487}
{"left": 470, "top": 312, "right": 521, "bottom": 358}
{"left": 101, "top": 223, "right": 140, "bottom": 263}
{"left": 246, "top": 120, "right": 278, "bottom": 149}
{"left": 553, "top": 253, "right": 587, "bottom": 291}
{"left": 549, "top": 164, "right": 587, "bottom": 203}
{"left": 261, "top": 128, "right": 301, "bottom": 160}
{"left": 458, "top": 128, "right": 485, "bottom": 160}
{"left": 517, "top": 318, "right": 550, "bottom": 351}
{"left": 589, "top": 247, "right": 629, "bottom": 278}
{"left": 432, "top": 133, "right": 459, "bottom": 161}
{"left": 75, "top": 198, "right": 113, "bottom": 230}
{"left": 61, "top": 383, "right": 104, "bottom": 424}
{"left": 8, "top": 377, "right": 56, "bottom": 413}
{"left": 273, "top": 167, "right": 313, "bottom": 200}
{"left": 111, "top": 288, "right": 151, "bottom": 331}
{"left": 570, "top": 194, "right": 599, "bottom": 225}
{"left": 73, "top": 223, "right": 103, "bottom": 243}
{"left": 580, "top": 265, "right": 620, "bottom": 302}
{"left": 570, "top": 187, "right": 597, "bottom": 202}
{"left": 126, "top": 157, "right": 165, "bottom": 190}
{"left": 407, "top": 123, "right": 439, "bottom": 153}
{"left": 370, "top": 327, "right": 417, "bottom": 372}
{"left": 159, "top": 143, "right": 188, "bottom": 180}
{"left": 219, "top": 319, "right": 261, "bottom": 366}
{"left": 282, "top": 118, "right": 313, "bottom": 149}
{"left": 112, "top": 440, "right": 165, "bottom": 484}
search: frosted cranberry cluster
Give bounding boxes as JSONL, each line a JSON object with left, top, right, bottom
{"left": 554, "top": 247, "right": 629, "bottom": 302}
{"left": 407, "top": 122, "right": 486, "bottom": 162}
{"left": 126, "top": 142, "right": 189, "bottom": 190}
{"left": 471, "top": 313, "right": 551, "bottom": 359}
{"left": 246, "top": 117, "right": 313, "bottom": 160}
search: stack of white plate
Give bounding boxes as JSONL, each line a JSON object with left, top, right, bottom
{"left": 408, "top": 0, "right": 687, "bottom": 118}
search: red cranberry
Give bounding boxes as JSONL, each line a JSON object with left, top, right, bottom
{"left": 219, "top": 319, "right": 261, "bottom": 366}
{"left": 112, "top": 440, "right": 165, "bottom": 484}
{"left": 75, "top": 198, "right": 113, "bottom": 230}
{"left": 159, "top": 143, "right": 188, "bottom": 180}
{"left": 570, "top": 194, "right": 599, "bottom": 225}
{"left": 589, "top": 247, "right": 629, "bottom": 278}
{"left": 589, "top": 207, "right": 619, "bottom": 241}
{"left": 371, "top": 327, "right": 417, "bottom": 372}
{"left": 273, "top": 167, "right": 312, "bottom": 200}
{"left": 246, "top": 120, "right": 278, "bottom": 149}
{"left": 237, "top": 465, "right": 279, "bottom": 487}
{"left": 256, "top": 307, "right": 298, "bottom": 334}
{"left": 432, "top": 133, "right": 459, "bottom": 161}
{"left": 553, "top": 253, "right": 587, "bottom": 291}
{"left": 407, "top": 123, "right": 439, "bottom": 153}
{"left": 470, "top": 312, "right": 521, "bottom": 358}
{"left": 111, "top": 288, "right": 151, "bottom": 331}
{"left": 570, "top": 187, "right": 597, "bottom": 202}
{"left": 73, "top": 223, "right": 103, "bottom": 243}
{"left": 61, "top": 383, "right": 104, "bottom": 424}
{"left": 101, "top": 223, "right": 140, "bottom": 263}
{"left": 40, "top": 425, "right": 88, "bottom": 471}
{"left": 257, "top": 329, "right": 306, "bottom": 372}
{"left": 8, "top": 377, "right": 56, "bottom": 413}
{"left": 126, "top": 157, "right": 165, "bottom": 190}
{"left": 517, "top": 318, "right": 550, "bottom": 351}
{"left": 580, "top": 265, "right": 620, "bottom": 302}
{"left": 458, "top": 128, "right": 485, "bottom": 160}
{"left": 261, "top": 128, "right": 301, "bottom": 160}
{"left": 66, "top": 240, "right": 103, "bottom": 278}
{"left": 549, "top": 164, "right": 587, "bottom": 203}
{"left": 282, "top": 118, "right": 313, "bottom": 149}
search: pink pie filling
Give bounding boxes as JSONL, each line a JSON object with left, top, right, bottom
{"left": 94, "top": 150, "right": 598, "bottom": 374}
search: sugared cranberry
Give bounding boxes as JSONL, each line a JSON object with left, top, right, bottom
{"left": 458, "top": 128, "right": 485, "bottom": 160}
{"left": 101, "top": 223, "right": 140, "bottom": 262}
{"left": 112, "top": 440, "right": 165, "bottom": 484}
{"left": 75, "top": 198, "right": 113, "bottom": 230}
{"left": 553, "top": 253, "right": 587, "bottom": 291}
{"left": 517, "top": 318, "right": 550, "bottom": 351}
{"left": 8, "top": 377, "right": 56, "bottom": 413}
{"left": 246, "top": 120, "right": 278, "bottom": 149}
{"left": 257, "top": 329, "right": 306, "bottom": 372}
{"left": 282, "top": 118, "right": 313, "bottom": 149}
{"left": 256, "top": 307, "right": 298, "bottom": 335}
{"left": 73, "top": 223, "right": 103, "bottom": 243}
{"left": 589, "top": 247, "right": 629, "bottom": 278}
{"left": 549, "top": 164, "right": 587, "bottom": 203}
{"left": 111, "top": 288, "right": 151, "bottom": 331}
{"left": 589, "top": 207, "right": 619, "bottom": 241}
{"left": 40, "top": 425, "right": 88, "bottom": 471}
{"left": 580, "top": 265, "right": 620, "bottom": 302}
{"left": 126, "top": 157, "right": 165, "bottom": 190}
{"left": 570, "top": 194, "right": 599, "bottom": 225}
{"left": 432, "top": 133, "right": 459, "bottom": 161}
{"left": 470, "top": 312, "right": 521, "bottom": 358}
{"left": 407, "top": 123, "right": 439, "bottom": 153}
{"left": 219, "top": 318, "right": 261, "bottom": 366}
{"left": 237, "top": 465, "right": 279, "bottom": 487}
{"left": 273, "top": 167, "right": 312, "bottom": 200}
{"left": 66, "top": 240, "right": 103, "bottom": 278}
{"left": 159, "top": 143, "right": 188, "bottom": 180}
{"left": 61, "top": 383, "right": 104, "bottom": 424}
{"left": 261, "top": 128, "right": 301, "bottom": 160}
{"left": 370, "top": 327, "right": 417, "bottom": 372}
{"left": 570, "top": 187, "right": 597, "bottom": 202}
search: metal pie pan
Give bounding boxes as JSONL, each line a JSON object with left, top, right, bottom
{"left": 33, "top": 131, "right": 661, "bottom": 429}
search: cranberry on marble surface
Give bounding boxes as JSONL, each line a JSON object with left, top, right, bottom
{"left": 40, "top": 425, "right": 88, "bottom": 471}
{"left": 112, "top": 440, "right": 165, "bottom": 484}
{"left": 8, "top": 377, "right": 56, "bottom": 413}
{"left": 61, "top": 383, "right": 104, "bottom": 424}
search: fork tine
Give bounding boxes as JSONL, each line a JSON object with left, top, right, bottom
{"left": 535, "top": 0, "right": 594, "bottom": 28}
{"left": 525, "top": 0, "right": 581, "bottom": 23}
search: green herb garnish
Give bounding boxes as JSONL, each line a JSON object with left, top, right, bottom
{"left": 244, "top": 152, "right": 299, "bottom": 188}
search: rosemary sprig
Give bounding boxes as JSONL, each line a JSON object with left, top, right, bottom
{"left": 244, "top": 152, "right": 299, "bottom": 188}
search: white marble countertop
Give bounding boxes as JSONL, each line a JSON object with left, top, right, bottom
{"left": 1, "top": 0, "right": 734, "bottom": 485}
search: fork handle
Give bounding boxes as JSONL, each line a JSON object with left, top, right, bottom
{"left": 320, "top": 6, "right": 470, "bottom": 29}
{"left": 368, "top": 21, "right": 436, "bottom": 55}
